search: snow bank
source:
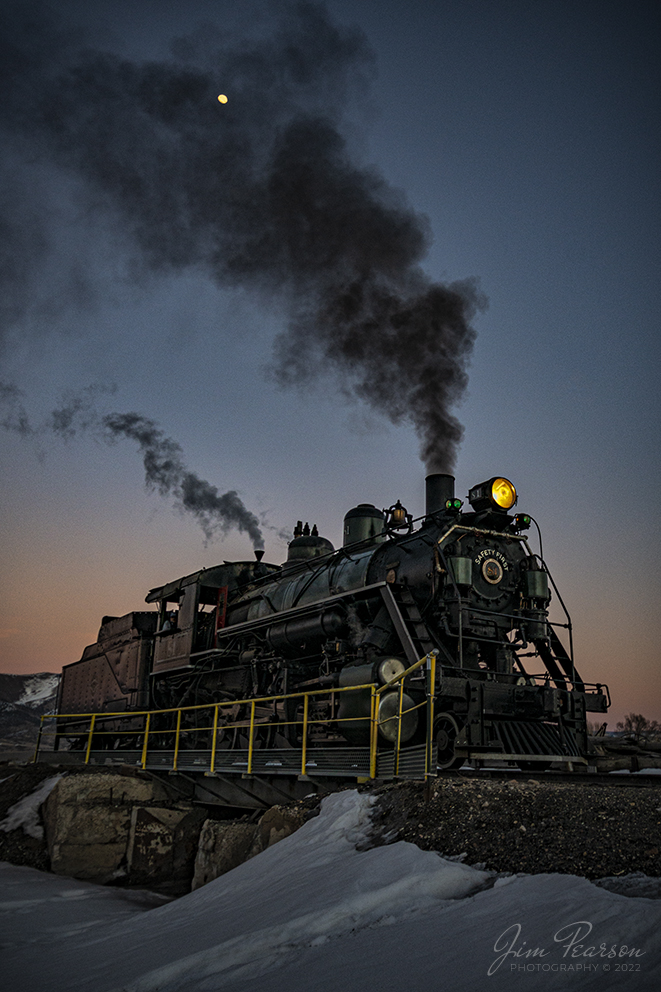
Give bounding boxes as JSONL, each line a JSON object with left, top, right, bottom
{"left": 593, "top": 873, "right": 661, "bottom": 899}
{"left": 0, "top": 862, "right": 171, "bottom": 950}
{"left": 0, "top": 773, "right": 63, "bottom": 838}
{"left": 2, "top": 790, "right": 660, "bottom": 992}
{"left": 18, "top": 673, "right": 60, "bottom": 708}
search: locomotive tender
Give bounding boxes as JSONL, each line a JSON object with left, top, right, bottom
{"left": 56, "top": 473, "right": 610, "bottom": 769}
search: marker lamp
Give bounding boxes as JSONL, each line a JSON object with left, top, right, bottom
{"left": 514, "top": 513, "right": 531, "bottom": 531}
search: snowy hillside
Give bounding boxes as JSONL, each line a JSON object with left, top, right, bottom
{"left": 0, "top": 672, "right": 60, "bottom": 749}
{"left": 2, "top": 790, "right": 660, "bottom": 992}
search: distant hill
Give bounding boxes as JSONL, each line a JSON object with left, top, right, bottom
{"left": 0, "top": 673, "right": 60, "bottom": 751}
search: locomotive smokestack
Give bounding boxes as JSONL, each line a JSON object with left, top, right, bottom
{"left": 425, "top": 473, "right": 455, "bottom": 517}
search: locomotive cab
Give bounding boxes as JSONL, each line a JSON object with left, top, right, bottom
{"left": 148, "top": 559, "right": 280, "bottom": 675}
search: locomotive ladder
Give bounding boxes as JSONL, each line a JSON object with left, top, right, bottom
{"left": 380, "top": 584, "right": 436, "bottom": 667}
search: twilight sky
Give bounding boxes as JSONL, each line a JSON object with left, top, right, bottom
{"left": 1, "top": 0, "right": 659, "bottom": 726}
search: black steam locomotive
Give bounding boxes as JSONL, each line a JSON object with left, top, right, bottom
{"left": 56, "top": 473, "right": 609, "bottom": 768}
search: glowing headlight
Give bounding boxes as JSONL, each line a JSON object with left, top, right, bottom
{"left": 491, "top": 477, "right": 517, "bottom": 509}
{"left": 468, "top": 476, "right": 517, "bottom": 512}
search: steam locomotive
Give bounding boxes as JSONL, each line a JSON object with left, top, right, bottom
{"left": 56, "top": 473, "right": 609, "bottom": 768}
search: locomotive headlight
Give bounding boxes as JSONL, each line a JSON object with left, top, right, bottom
{"left": 468, "top": 476, "right": 517, "bottom": 512}
{"left": 491, "top": 477, "right": 517, "bottom": 509}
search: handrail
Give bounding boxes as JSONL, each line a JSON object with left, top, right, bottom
{"left": 35, "top": 654, "right": 436, "bottom": 779}
{"left": 375, "top": 653, "right": 430, "bottom": 694}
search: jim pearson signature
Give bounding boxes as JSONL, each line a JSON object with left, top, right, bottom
{"left": 488, "top": 922, "right": 646, "bottom": 976}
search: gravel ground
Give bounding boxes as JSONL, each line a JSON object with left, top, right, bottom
{"left": 370, "top": 775, "right": 661, "bottom": 879}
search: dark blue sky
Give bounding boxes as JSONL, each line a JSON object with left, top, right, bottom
{"left": 1, "top": 0, "right": 659, "bottom": 722}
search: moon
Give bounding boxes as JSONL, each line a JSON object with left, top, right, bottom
{"left": 217, "top": 94, "right": 228, "bottom": 104}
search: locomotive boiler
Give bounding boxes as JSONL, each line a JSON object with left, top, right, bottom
{"left": 56, "top": 473, "right": 610, "bottom": 769}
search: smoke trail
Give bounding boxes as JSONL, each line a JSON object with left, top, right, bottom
{"left": 101, "top": 413, "right": 264, "bottom": 547}
{"left": 0, "top": 383, "right": 265, "bottom": 547}
{"left": 0, "top": 1, "right": 484, "bottom": 472}
{"left": 0, "top": 382, "right": 34, "bottom": 438}
{"left": 47, "top": 391, "right": 264, "bottom": 547}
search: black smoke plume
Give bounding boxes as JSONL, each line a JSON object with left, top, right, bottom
{"left": 0, "top": 383, "right": 264, "bottom": 546}
{"left": 0, "top": 382, "right": 34, "bottom": 438}
{"left": 0, "top": 1, "right": 483, "bottom": 472}
{"left": 101, "top": 413, "right": 264, "bottom": 547}
{"left": 47, "top": 389, "right": 263, "bottom": 547}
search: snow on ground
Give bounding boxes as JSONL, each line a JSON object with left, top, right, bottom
{"left": 0, "top": 774, "right": 63, "bottom": 838}
{"left": 0, "top": 863, "right": 171, "bottom": 955}
{"left": 610, "top": 768, "right": 661, "bottom": 775}
{"left": 17, "top": 674, "right": 60, "bottom": 708}
{"left": 2, "top": 791, "right": 660, "bottom": 992}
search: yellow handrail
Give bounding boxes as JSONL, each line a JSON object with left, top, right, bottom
{"left": 369, "top": 686, "right": 377, "bottom": 779}
{"left": 301, "top": 694, "right": 309, "bottom": 776}
{"left": 425, "top": 651, "right": 437, "bottom": 780}
{"left": 36, "top": 652, "right": 436, "bottom": 782}
{"left": 172, "top": 709, "right": 182, "bottom": 771}
{"left": 247, "top": 700, "right": 256, "bottom": 774}
{"left": 210, "top": 704, "right": 219, "bottom": 774}
{"left": 140, "top": 712, "right": 151, "bottom": 770}
{"left": 395, "top": 678, "right": 405, "bottom": 776}
{"left": 84, "top": 714, "right": 96, "bottom": 764}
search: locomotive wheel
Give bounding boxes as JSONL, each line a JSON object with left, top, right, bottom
{"left": 434, "top": 713, "right": 464, "bottom": 770}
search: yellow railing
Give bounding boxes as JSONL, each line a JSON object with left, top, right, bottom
{"left": 35, "top": 651, "right": 439, "bottom": 781}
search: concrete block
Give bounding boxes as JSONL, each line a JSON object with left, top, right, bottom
{"left": 47, "top": 772, "right": 170, "bottom": 805}
{"left": 192, "top": 806, "right": 307, "bottom": 890}
{"left": 50, "top": 841, "right": 128, "bottom": 881}
{"left": 248, "top": 805, "right": 307, "bottom": 857}
{"left": 192, "top": 820, "right": 257, "bottom": 890}
{"left": 42, "top": 772, "right": 198, "bottom": 888}
{"left": 127, "top": 806, "right": 206, "bottom": 893}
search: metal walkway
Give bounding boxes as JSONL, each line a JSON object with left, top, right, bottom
{"left": 35, "top": 656, "right": 439, "bottom": 805}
